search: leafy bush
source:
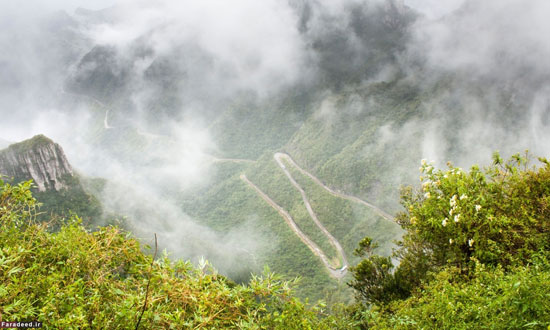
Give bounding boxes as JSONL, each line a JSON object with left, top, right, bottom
{"left": 364, "top": 257, "right": 550, "bottom": 329}
{"left": 350, "top": 152, "right": 550, "bottom": 328}
{"left": 0, "top": 178, "right": 344, "bottom": 329}
{"left": 402, "top": 152, "right": 550, "bottom": 274}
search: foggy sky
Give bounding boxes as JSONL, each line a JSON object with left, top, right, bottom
{"left": 2, "top": 0, "right": 550, "bottom": 275}
{"left": 404, "top": 0, "right": 464, "bottom": 19}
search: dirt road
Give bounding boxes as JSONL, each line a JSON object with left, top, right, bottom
{"left": 240, "top": 174, "right": 348, "bottom": 279}
{"left": 274, "top": 153, "right": 394, "bottom": 221}
{"left": 273, "top": 153, "right": 349, "bottom": 273}
{"left": 240, "top": 153, "right": 394, "bottom": 278}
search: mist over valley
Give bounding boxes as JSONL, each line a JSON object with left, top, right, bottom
{"left": 1, "top": 0, "right": 549, "bottom": 317}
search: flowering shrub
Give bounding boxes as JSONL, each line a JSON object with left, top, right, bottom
{"left": 350, "top": 152, "right": 550, "bottom": 328}
{"left": 403, "top": 152, "right": 550, "bottom": 273}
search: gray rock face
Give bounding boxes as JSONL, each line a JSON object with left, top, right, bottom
{"left": 0, "top": 135, "right": 74, "bottom": 192}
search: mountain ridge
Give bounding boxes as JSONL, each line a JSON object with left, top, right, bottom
{"left": 0, "top": 135, "right": 74, "bottom": 192}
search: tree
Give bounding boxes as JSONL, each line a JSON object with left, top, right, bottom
{"left": 351, "top": 152, "right": 550, "bottom": 306}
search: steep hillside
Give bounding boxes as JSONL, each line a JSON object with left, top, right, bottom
{"left": 0, "top": 135, "right": 75, "bottom": 192}
{"left": 0, "top": 135, "right": 102, "bottom": 223}
{"left": 179, "top": 149, "right": 401, "bottom": 302}
{"left": 4, "top": 0, "right": 549, "bottom": 305}
{"left": 43, "top": 2, "right": 422, "bottom": 302}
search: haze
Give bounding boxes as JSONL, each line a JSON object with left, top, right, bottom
{"left": 1, "top": 0, "right": 549, "bottom": 279}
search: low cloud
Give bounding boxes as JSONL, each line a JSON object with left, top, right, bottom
{"left": 2, "top": 0, "right": 550, "bottom": 277}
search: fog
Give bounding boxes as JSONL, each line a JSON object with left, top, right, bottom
{"left": 404, "top": 0, "right": 550, "bottom": 167}
{"left": 404, "top": 0, "right": 464, "bottom": 19}
{"left": 1, "top": 0, "right": 549, "bottom": 277}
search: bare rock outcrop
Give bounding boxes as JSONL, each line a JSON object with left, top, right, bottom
{"left": 0, "top": 135, "right": 74, "bottom": 192}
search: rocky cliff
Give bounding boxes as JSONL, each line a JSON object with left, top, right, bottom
{"left": 0, "top": 135, "right": 74, "bottom": 192}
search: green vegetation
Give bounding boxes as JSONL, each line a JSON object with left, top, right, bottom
{"left": 210, "top": 91, "right": 312, "bottom": 160}
{"left": 2, "top": 134, "right": 54, "bottom": 154}
{"left": 284, "top": 157, "right": 401, "bottom": 263}
{"left": 180, "top": 160, "right": 338, "bottom": 301}
{"left": 0, "top": 178, "right": 349, "bottom": 329}
{"left": 286, "top": 81, "right": 423, "bottom": 212}
{"left": 2, "top": 151, "right": 549, "bottom": 328}
{"left": 349, "top": 153, "right": 550, "bottom": 329}
{"left": 364, "top": 259, "right": 550, "bottom": 329}
{"left": 34, "top": 174, "right": 103, "bottom": 224}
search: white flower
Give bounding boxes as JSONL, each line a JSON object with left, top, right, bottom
{"left": 460, "top": 194, "right": 467, "bottom": 200}
{"left": 449, "top": 239, "right": 453, "bottom": 244}
{"left": 449, "top": 208, "right": 454, "bottom": 216}
{"left": 426, "top": 166, "right": 433, "bottom": 172}
{"left": 422, "top": 181, "right": 431, "bottom": 189}
{"left": 442, "top": 218, "right": 448, "bottom": 227}
{"left": 450, "top": 195, "right": 457, "bottom": 207}
{"left": 424, "top": 192, "right": 431, "bottom": 199}
{"left": 468, "top": 239, "right": 475, "bottom": 247}
{"left": 475, "top": 205, "right": 482, "bottom": 212}
{"left": 421, "top": 159, "right": 427, "bottom": 166}
{"left": 454, "top": 214, "right": 460, "bottom": 223}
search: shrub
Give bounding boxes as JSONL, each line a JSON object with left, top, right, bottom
{"left": 350, "top": 152, "right": 550, "bottom": 329}
{"left": 0, "top": 178, "right": 341, "bottom": 329}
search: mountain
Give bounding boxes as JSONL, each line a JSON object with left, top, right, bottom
{"left": 4, "top": 0, "right": 549, "bottom": 304}
{"left": 0, "top": 135, "right": 74, "bottom": 192}
{"left": 0, "top": 135, "right": 103, "bottom": 223}
{"left": 42, "top": 1, "right": 472, "bottom": 301}
{"left": 2, "top": 1, "right": 550, "bottom": 328}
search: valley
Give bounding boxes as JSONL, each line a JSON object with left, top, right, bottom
{"left": 1, "top": 2, "right": 549, "bottom": 326}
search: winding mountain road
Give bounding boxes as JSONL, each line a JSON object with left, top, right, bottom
{"left": 104, "top": 109, "right": 114, "bottom": 129}
{"left": 240, "top": 152, "right": 394, "bottom": 279}
{"left": 274, "top": 153, "right": 394, "bottom": 221}
{"left": 273, "top": 153, "right": 349, "bottom": 273}
{"left": 240, "top": 174, "right": 347, "bottom": 279}
{"left": 207, "top": 156, "right": 255, "bottom": 164}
